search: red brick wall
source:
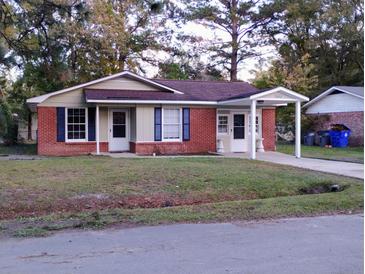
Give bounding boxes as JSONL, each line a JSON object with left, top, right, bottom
{"left": 37, "top": 107, "right": 108, "bottom": 156}
{"left": 262, "top": 108, "right": 276, "bottom": 151}
{"left": 132, "top": 108, "right": 217, "bottom": 155}
{"left": 308, "top": 111, "right": 364, "bottom": 146}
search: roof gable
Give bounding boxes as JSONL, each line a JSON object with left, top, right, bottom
{"left": 27, "top": 71, "right": 183, "bottom": 104}
{"left": 303, "top": 86, "right": 364, "bottom": 108}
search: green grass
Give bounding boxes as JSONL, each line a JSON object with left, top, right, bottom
{"left": 3, "top": 183, "right": 363, "bottom": 238}
{"left": 277, "top": 144, "right": 364, "bottom": 163}
{"left": 0, "top": 156, "right": 362, "bottom": 237}
{"left": 0, "top": 144, "right": 37, "bottom": 155}
{"left": 12, "top": 227, "right": 49, "bottom": 238}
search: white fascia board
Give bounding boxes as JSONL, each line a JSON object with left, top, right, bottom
{"left": 303, "top": 86, "right": 364, "bottom": 108}
{"left": 26, "top": 71, "right": 184, "bottom": 104}
{"left": 86, "top": 99, "right": 218, "bottom": 105}
{"left": 217, "top": 97, "right": 251, "bottom": 105}
{"left": 250, "top": 87, "right": 309, "bottom": 102}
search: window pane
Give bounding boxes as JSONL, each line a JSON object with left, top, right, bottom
{"left": 163, "top": 109, "right": 181, "bottom": 140}
{"left": 164, "top": 125, "right": 179, "bottom": 139}
{"left": 164, "top": 109, "right": 179, "bottom": 124}
{"left": 113, "top": 112, "right": 125, "bottom": 125}
{"left": 218, "top": 125, "right": 228, "bottom": 133}
{"left": 218, "top": 116, "right": 228, "bottom": 134}
{"left": 219, "top": 116, "right": 228, "bottom": 124}
{"left": 67, "top": 108, "right": 86, "bottom": 140}
{"left": 113, "top": 125, "right": 126, "bottom": 138}
{"left": 234, "top": 115, "right": 244, "bottom": 126}
{"left": 234, "top": 127, "right": 244, "bottom": 139}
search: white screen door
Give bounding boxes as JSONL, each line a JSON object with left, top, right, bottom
{"left": 231, "top": 113, "right": 247, "bottom": 152}
{"left": 109, "top": 109, "right": 129, "bottom": 152}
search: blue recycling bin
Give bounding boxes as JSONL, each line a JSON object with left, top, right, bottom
{"left": 304, "top": 132, "right": 315, "bottom": 146}
{"left": 318, "top": 131, "right": 330, "bottom": 147}
{"left": 329, "top": 125, "right": 351, "bottom": 148}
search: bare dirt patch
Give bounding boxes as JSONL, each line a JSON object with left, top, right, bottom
{"left": 0, "top": 192, "right": 247, "bottom": 220}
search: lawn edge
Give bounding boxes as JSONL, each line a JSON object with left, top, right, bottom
{"left": 1, "top": 185, "right": 362, "bottom": 239}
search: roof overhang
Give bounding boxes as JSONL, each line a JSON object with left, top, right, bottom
{"left": 303, "top": 86, "right": 364, "bottom": 108}
{"left": 86, "top": 99, "right": 217, "bottom": 105}
{"left": 218, "top": 86, "right": 309, "bottom": 106}
{"left": 26, "top": 71, "right": 184, "bottom": 105}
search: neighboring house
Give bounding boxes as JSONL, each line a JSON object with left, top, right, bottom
{"left": 303, "top": 86, "right": 364, "bottom": 146}
{"left": 26, "top": 71, "right": 308, "bottom": 158}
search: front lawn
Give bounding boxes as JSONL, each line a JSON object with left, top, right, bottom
{"left": 0, "top": 156, "right": 362, "bottom": 237}
{"left": 277, "top": 144, "right": 364, "bottom": 163}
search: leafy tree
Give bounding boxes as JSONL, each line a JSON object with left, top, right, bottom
{"left": 260, "top": 0, "right": 364, "bottom": 89}
{"left": 66, "top": 0, "right": 172, "bottom": 82}
{"left": 252, "top": 54, "right": 318, "bottom": 126}
{"left": 181, "top": 0, "right": 275, "bottom": 81}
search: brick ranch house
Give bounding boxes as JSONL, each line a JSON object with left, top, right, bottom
{"left": 27, "top": 71, "right": 309, "bottom": 159}
{"left": 303, "top": 86, "right": 364, "bottom": 146}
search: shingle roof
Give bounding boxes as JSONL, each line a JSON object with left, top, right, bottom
{"left": 85, "top": 79, "right": 262, "bottom": 102}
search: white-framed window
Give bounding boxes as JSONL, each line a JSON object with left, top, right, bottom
{"left": 162, "top": 108, "right": 181, "bottom": 141}
{"left": 66, "top": 108, "right": 88, "bottom": 142}
{"left": 217, "top": 115, "right": 229, "bottom": 134}
{"left": 248, "top": 115, "right": 260, "bottom": 134}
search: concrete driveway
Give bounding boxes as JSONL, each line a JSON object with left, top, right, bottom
{"left": 225, "top": 151, "right": 364, "bottom": 179}
{"left": 0, "top": 214, "right": 363, "bottom": 274}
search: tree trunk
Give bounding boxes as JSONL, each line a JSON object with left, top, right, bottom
{"left": 230, "top": 0, "right": 238, "bottom": 81}
{"left": 27, "top": 112, "right": 32, "bottom": 140}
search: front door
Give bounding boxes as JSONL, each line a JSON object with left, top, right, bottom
{"left": 109, "top": 109, "right": 129, "bottom": 152}
{"left": 231, "top": 113, "right": 247, "bottom": 152}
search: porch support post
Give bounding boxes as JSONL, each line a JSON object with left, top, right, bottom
{"left": 250, "top": 99, "right": 257, "bottom": 160}
{"left": 295, "top": 100, "right": 301, "bottom": 158}
{"left": 96, "top": 104, "right": 100, "bottom": 155}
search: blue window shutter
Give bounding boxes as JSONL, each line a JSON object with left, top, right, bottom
{"left": 154, "top": 107, "right": 162, "bottom": 141}
{"left": 88, "top": 107, "right": 96, "bottom": 141}
{"left": 56, "top": 107, "right": 65, "bottom": 142}
{"left": 182, "top": 108, "right": 190, "bottom": 141}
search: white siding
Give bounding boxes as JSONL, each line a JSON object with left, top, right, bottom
{"left": 88, "top": 77, "right": 159, "bottom": 91}
{"left": 136, "top": 106, "right": 155, "bottom": 142}
{"left": 306, "top": 93, "right": 364, "bottom": 114}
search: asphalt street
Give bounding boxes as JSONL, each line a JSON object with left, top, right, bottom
{"left": 0, "top": 214, "right": 363, "bottom": 274}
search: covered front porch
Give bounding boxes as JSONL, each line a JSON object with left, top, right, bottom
{"left": 217, "top": 87, "right": 309, "bottom": 159}
{"left": 93, "top": 105, "right": 136, "bottom": 155}
{"left": 90, "top": 87, "right": 309, "bottom": 159}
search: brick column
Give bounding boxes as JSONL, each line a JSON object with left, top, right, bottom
{"left": 262, "top": 108, "right": 276, "bottom": 151}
